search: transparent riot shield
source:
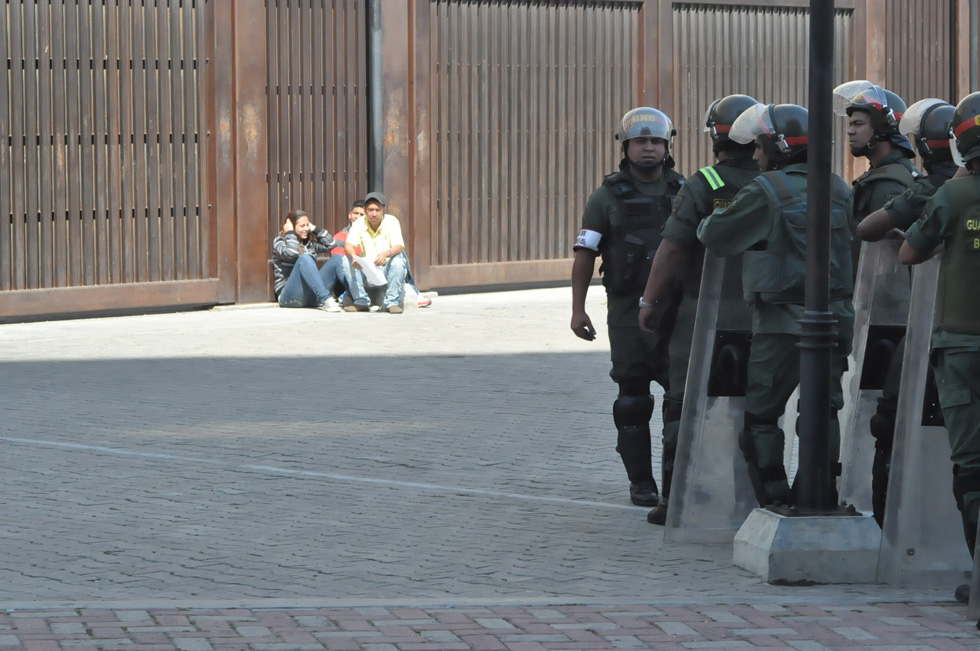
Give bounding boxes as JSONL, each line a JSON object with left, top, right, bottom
{"left": 838, "top": 239, "right": 912, "bottom": 513}
{"left": 665, "top": 251, "right": 756, "bottom": 543}
{"left": 876, "top": 256, "right": 972, "bottom": 586}
{"left": 970, "top": 520, "right": 980, "bottom": 619}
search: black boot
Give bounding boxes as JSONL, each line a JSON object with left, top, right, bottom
{"left": 646, "top": 497, "right": 668, "bottom": 525}
{"left": 616, "top": 426, "right": 659, "bottom": 507}
{"left": 646, "top": 465, "right": 672, "bottom": 525}
{"left": 956, "top": 583, "right": 970, "bottom": 604}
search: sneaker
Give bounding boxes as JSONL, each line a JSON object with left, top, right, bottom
{"left": 318, "top": 297, "right": 341, "bottom": 312}
{"left": 344, "top": 304, "right": 371, "bottom": 313}
{"left": 629, "top": 482, "right": 659, "bottom": 507}
{"left": 646, "top": 497, "right": 668, "bottom": 525}
{"left": 368, "top": 305, "right": 381, "bottom": 312}
{"left": 386, "top": 305, "right": 403, "bottom": 314}
{"left": 417, "top": 295, "right": 432, "bottom": 308}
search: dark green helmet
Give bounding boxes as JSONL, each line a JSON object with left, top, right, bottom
{"left": 833, "top": 80, "right": 915, "bottom": 157}
{"left": 900, "top": 98, "right": 955, "bottom": 163}
{"left": 730, "top": 103, "right": 808, "bottom": 167}
{"left": 703, "top": 94, "right": 759, "bottom": 153}
{"left": 950, "top": 91, "right": 980, "bottom": 166}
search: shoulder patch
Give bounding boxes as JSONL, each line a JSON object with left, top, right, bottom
{"left": 698, "top": 166, "right": 725, "bottom": 191}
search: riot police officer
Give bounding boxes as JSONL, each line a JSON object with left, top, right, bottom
{"left": 637, "top": 94, "right": 760, "bottom": 524}
{"left": 855, "top": 97, "right": 961, "bottom": 527}
{"left": 833, "top": 80, "right": 921, "bottom": 223}
{"left": 571, "top": 107, "right": 686, "bottom": 507}
{"left": 696, "top": 103, "right": 855, "bottom": 507}
{"left": 900, "top": 91, "right": 980, "bottom": 605}
{"left": 857, "top": 98, "right": 960, "bottom": 240}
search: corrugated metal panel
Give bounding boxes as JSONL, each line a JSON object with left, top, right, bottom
{"left": 427, "top": 0, "right": 638, "bottom": 267}
{"left": 1, "top": 0, "right": 211, "bottom": 292}
{"left": 266, "top": 0, "right": 367, "bottom": 242}
{"left": 885, "top": 0, "right": 954, "bottom": 104}
{"left": 672, "top": 3, "right": 853, "bottom": 176}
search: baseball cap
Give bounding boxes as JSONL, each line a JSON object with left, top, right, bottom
{"left": 364, "top": 191, "right": 387, "bottom": 207}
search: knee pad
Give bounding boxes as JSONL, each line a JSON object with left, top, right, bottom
{"left": 739, "top": 413, "right": 778, "bottom": 459}
{"left": 617, "top": 379, "right": 651, "bottom": 398}
{"left": 614, "top": 394, "right": 654, "bottom": 429}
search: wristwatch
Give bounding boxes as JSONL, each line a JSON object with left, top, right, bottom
{"left": 638, "top": 297, "right": 659, "bottom": 309}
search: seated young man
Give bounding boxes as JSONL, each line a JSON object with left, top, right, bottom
{"left": 343, "top": 192, "right": 409, "bottom": 314}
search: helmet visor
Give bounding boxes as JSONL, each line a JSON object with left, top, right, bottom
{"left": 729, "top": 103, "right": 771, "bottom": 145}
{"left": 900, "top": 98, "right": 948, "bottom": 137}
{"left": 621, "top": 108, "right": 674, "bottom": 142}
{"left": 951, "top": 137, "right": 965, "bottom": 167}
{"left": 832, "top": 80, "right": 888, "bottom": 117}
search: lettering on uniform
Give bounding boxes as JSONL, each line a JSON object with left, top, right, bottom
{"left": 713, "top": 199, "right": 733, "bottom": 211}
{"left": 966, "top": 218, "right": 980, "bottom": 252}
{"left": 575, "top": 228, "right": 602, "bottom": 252}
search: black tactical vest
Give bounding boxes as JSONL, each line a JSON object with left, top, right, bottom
{"left": 936, "top": 177, "right": 980, "bottom": 335}
{"left": 599, "top": 171, "right": 683, "bottom": 295}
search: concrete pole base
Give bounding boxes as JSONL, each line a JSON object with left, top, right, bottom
{"left": 734, "top": 508, "right": 882, "bottom": 584}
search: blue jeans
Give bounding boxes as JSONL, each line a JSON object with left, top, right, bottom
{"left": 347, "top": 252, "right": 408, "bottom": 308}
{"left": 278, "top": 255, "right": 331, "bottom": 308}
{"left": 321, "top": 254, "right": 350, "bottom": 297}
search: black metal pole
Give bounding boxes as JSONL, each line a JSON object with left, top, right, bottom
{"left": 366, "top": 0, "right": 384, "bottom": 192}
{"left": 797, "top": 0, "right": 836, "bottom": 511}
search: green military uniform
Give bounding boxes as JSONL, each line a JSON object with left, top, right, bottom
{"left": 696, "top": 163, "right": 856, "bottom": 505}
{"left": 657, "top": 156, "right": 759, "bottom": 493}
{"left": 852, "top": 150, "right": 921, "bottom": 220}
{"left": 905, "top": 174, "right": 980, "bottom": 554}
{"left": 581, "top": 166, "right": 686, "bottom": 383}
{"left": 881, "top": 161, "right": 959, "bottom": 230}
{"left": 868, "top": 160, "right": 959, "bottom": 526}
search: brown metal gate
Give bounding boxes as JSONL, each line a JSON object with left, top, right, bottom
{"left": 670, "top": 1, "right": 854, "bottom": 176}
{"left": 265, "top": 0, "right": 368, "bottom": 243}
{"left": 407, "top": 0, "right": 643, "bottom": 288}
{"left": 2, "top": 0, "right": 214, "bottom": 319}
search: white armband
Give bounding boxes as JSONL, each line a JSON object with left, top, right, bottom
{"left": 574, "top": 228, "right": 602, "bottom": 252}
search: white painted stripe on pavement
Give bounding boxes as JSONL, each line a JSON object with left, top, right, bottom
{"left": 2, "top": 437, "right": 224, "bottom": 464}
{"left": 1, "top": 437, "right": 639, "bottom": 511}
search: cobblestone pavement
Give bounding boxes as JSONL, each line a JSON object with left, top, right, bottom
{"left": 0, "top": 288, "right": 976, "bottom": 649}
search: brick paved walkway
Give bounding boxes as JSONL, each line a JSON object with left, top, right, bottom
{"left": 0, "top": 288, "right": 977, "bottom": 649}
{"left": 1, "top": 602, "right": 976, "bottom": 650}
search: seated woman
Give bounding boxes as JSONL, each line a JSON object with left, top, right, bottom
{"left": 272, "top": 209, "right": 342, "bottom": 311}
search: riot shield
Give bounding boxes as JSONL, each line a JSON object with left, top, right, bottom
{"left": 838, "top": 239, "right": 911, "bottom": 513}
{"left": 970, "top": 519, "right": 980, "bottom": 619}
{"left": 665, "top": 251, "right": 756, "bottom": 542}
{"left": 876, "top": 256, "right": 971, "bottom": 586}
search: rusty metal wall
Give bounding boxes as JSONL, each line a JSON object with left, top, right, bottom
{"left": 1, "top": 0, "right": 210, "bottom": 294}
{"left": 265, "top": 0, "right": 368, "bottom": 242}
{"left": 671, "top": 2, "right": 853, "bottom": 176}
{"left": 424, "top": 0, "right": 638, "bottom": 268}
{"left": 884, "top": 0, "right": 955, "bottom": 104}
